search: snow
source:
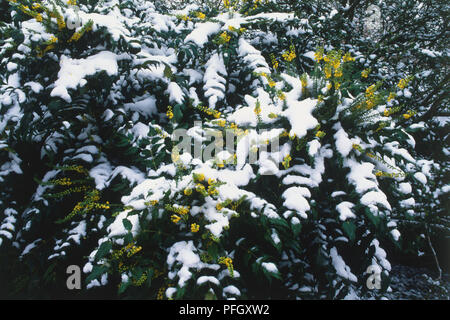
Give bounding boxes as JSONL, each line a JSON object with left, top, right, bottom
{"left": 261, "top": 262, "right": 279, "bottom": 273}
{"left": 184, "top": 22, "right": 221, "bottom": 47}
{"left": 336, "top": 202, "right": 356, "bottom": 221}
{"left": 123, "top": 95, "right": 157, "bottom": 117}
{"left": 282, "top": 98, "right": 318, "bottom": 139}
{"left": 360, "top": 191, "right": 392, "bottom": 211}
{"left": 223, "top": 285, "right": 241, "bottom": 296}
{"left": 203, "top": 53, "right": 227, "bottom": 109}
{"left": 398, "top": 182, "right": 412, "bottom": 194}
{"left": 166, "top": 82, "right": 184, "bottom": 105}
{"left": 51, "top": 51, "right": 119, "bottom": 103}
{"left": 197, "top": 276, "right": 220, "bottom": 286}
{"left": 344, "top": 158, "right": 378, "bottom": 194}
{"left": 67, "top": 220, "right": 87, "bottom": 244}
{"left": 308, "top": 140, "right": 321, "bottom": 157}
{"left": 414, "top": 172, "right": 427, "bottom": 185}
{"left": 391, "top": 229, "right": 401, "bottom": 241}
{"left": 107, "top": 210, "right": 139, "bottom": 237}
{"left": 333, "top": 124, "right": 359, "bottom": 157}
{"left": 330, "top": 247, "right": 357, "bottom": 282}
{"left": 282, "top": 187, "right": 311, "bottom": 219}
{"left": 167, "top": 240, "right": 203, "bottom": 287}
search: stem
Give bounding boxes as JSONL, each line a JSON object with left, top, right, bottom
{"left": 425, "top": 223, "right": 442, "bottom": 280}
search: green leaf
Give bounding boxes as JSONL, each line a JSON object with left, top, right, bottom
{"left": 86, "top": 265, "right": 108, "bottom": 284}
{"left": 118, "top": 281, "right": 130, "bottom": 295}
{"left": 342, "top": 221, "right": 356, "bottom": 242}
{"left": 173, "top": 104, "right": 183, "bottom": 122}
{"left": 95, "top": 241, "right": 112, "bottom": 261}
{"left": 164, "top": 65, "right": 173, "bottom": 79}
{"left": 207, "top": 243, "right": 219, "bottom": 260}
{"left": 122, "top": 218, "right": 132, "bottom": 231}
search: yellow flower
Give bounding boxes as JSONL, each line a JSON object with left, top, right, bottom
{"left": 324, "top": 65, "right": 332, "bottom": 79}
{"left": 398, "top": 78, "right": 408, "bottom": 89}
{"left": 254, "top": 104, "right": 261, "bottom": 115}
{"left": 315, "top": 131, "right": 326, "bottom": 138}
{"left": 196, "top": 12, "right": 206, "bottom": 19}
{"left": 150, "top": 199, "right": 159, "bottom": 206}
{"left": 343, "top": 52, "right": 354, "bottom": 62}
{"left": 219, "top": 31, "right": 231, "bottom": 43}
{"left": 191, "top": 223, "right": 200, "bottom": 233}
{"left": 403, "top": 113, "right": 411, "bottom": 119}
{"left": 218, "top": 257, "right": 234, "bottom": 276}
{"left": 35, "top": 13, "right": 43, "bottom": 22}
{"left": 375, "top": 171, "right": 383, "bottom": 177}
{"left": 208, "top": 186, "right": 218, "bottom": 196}
{"left": 361, "top": 69, "right": 370, "bottom": 78}
{"left": 216, "top": 119, "right": 226, "bottom": 127}
{"left": 166, "top": 106, "right": 174, "bottom": 119}
{"left": 171, "top": 215, "right": 181, "bottom": 224}
{"left": 384, "top": 109, "right": 390, "bottom": 117}
{"left": 195, "top": 173, "right": 205, "bottom": 182}
{"left": 216, "top": 203, "right": 223, "bottom": 211}
{"left": 184, "top": 188, "right": 192, "bottom": 196}
{"left": 68, "top": 32, "right": 81, "bottom": 42}
{"left": 314, "top": 48, "right": 324, "bottom": 62}
{"left": 387, "top": 92, "right": 396, "bottom": 102}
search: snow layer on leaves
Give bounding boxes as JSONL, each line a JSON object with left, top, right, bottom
{"left": 184, "top": 22, "right": 221, "bottom": 47}
{"left": 51, "top": 51, "right": 119, "bottom": 103}
{"left": 282, "top": 98, "right": 318, "bottom": 139}
{"left": 167, "top": 240, "right": 203, "bottom": 287}
{"left": 203, "top": 53, "right": 227, "bottom": 109}
{"left": 336, "top": 202, "right": 356, "bottom": 221}
{"left": 330, "top": 247, "right": 358, "bottom": 282}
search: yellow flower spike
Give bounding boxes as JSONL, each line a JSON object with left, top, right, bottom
{"left": 314, "top": 48, "right": 324, "bottom": 62}
{"left": 315, "top": 131, "right": 326, "bottom": 138}
{"left": 166, "top": 106, "right": 174, "bottom": 119}
{"left": 387, "top": 92, "right": 396, "bottom": 102}
{"left": 196, "top": 12, "right": 206, "bottom": 19}
{"left": 171, "top": 215, "right": 181, "bottom": 224}
{"left": 398, "top": 78, "right": 408, "bottom": 89}
{"left": 361, "top": 69, "right": 370, "bottom": 78}
{"left": 194, "top": 173, "right": 205, "bottom": 182}
{"left": 190, "top": 223, "right": 200, "bottom": 233}
{"left": 219, "top": 31, "right": 231, "bottom": 43}
{"left": 216, "top": 119, "right": 226, "bottom": 127}
{"left": 343, "top": 52, "right": 354, "bottom": 62}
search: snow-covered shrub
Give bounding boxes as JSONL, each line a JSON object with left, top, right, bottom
{"left": 0, "top": 0, "right": 448, "bottom": 299}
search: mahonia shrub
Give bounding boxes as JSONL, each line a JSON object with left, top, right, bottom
{"left": 0, "top": 0, "right": 448, "bottom": 299}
